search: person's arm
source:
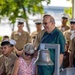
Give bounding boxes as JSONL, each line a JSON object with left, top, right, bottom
{"left": 11, "top": 58, "right": 19, "bottom": 75}
{"left": 69, "top": 52, "right": 73, "bottom": 67}
{"left": 60, "top": 54, "right": 64, "bottom": 66}
{"left": 36, "top": 65, "right": 38, "bottom": 75}
{"left": 53, "top": 54, "right": 63, "bottom": 75}
{"left": 0, "top": 64, "right": 4, "bottom": 75}
{"left": 11, "top": 32, "right": 14, "bottom": 39}
{"left": 69, "top": 38, "right": 75, "bottom": 67}
{"left": 14, "top": 46, "right": 23, "bottom": 56}
{"left": 33, "top": 29, "right": 45, "bottom": 49}
{"left": 0, "top": 56, "right": 5, "bottom": 75}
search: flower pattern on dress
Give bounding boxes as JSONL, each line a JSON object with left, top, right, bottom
{"left": 18, "top": 57, "right": 36, "bottom": 75}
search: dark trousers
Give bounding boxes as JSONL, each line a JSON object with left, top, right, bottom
{"left": 73, "top": 58, "right": 75, "bottom": 67}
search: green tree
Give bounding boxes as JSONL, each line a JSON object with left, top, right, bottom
{"left": 64, "top": 7, "right": 72, "bottom": 18}
{"left": 0, "top": 0, "right": 50, "bottom": 32}
{"left": 64, "top": 0, "right": 72, "bottom": 18}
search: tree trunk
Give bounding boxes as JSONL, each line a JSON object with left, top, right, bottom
{"left": 22, "top": 6, "right": 30, "bottom": 33}
{"left": 25, "top": 20, "right": 30, "bottom": 33}
{"left": 12, "top": 23, "right": 15, "bottom": 31}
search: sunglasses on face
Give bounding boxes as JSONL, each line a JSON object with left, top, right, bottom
{"left": 70, "top": 22, "right": 75, "bottom": 25}
{"left": 25, "top": 52, "right": 34, "bottom": 57}
{"left": 43, "top": 21, "right": 51, "bottom": 25}
{"left": 62, "top": 17, "right": 68, "bottom": 19}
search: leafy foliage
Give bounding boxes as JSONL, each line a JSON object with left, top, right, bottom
{"left": 64, "top": 0, "right": 72, "bottom": 18}
{"left": 64, "top": 7, "right": 72, "bottom": 18}
{"left": 0, "top": 0, "right": 50, "bottom": 24}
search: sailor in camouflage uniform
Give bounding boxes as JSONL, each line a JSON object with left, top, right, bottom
{"left": 0, "top": 39, "right": 17, "bottom": 75}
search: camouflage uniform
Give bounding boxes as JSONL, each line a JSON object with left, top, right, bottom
{"left": 0, "top": 52, "right": 17, "bottom": 75}
{"left": 0, "top": 54, "right": 5, "bottom": 75}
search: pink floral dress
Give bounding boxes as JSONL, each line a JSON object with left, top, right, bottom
{"left": 18, "top": 57, "right": 36, "bottom": 75}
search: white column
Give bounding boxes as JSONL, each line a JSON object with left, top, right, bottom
{"left": 72, "top": 0, "right": 75, "bottom": 18}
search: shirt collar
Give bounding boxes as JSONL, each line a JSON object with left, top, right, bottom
{"left": 45, "top": 27, "right": 57, "bottom": 35}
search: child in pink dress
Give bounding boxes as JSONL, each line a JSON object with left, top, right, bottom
{"left": 11, "top": 43, "right": 37, "bottom": 75}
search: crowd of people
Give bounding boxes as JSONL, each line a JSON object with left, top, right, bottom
{"left": 0, "top": 13, "right": 75, "bottom": 75}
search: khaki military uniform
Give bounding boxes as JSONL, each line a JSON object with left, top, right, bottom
{"left": 33, "top": 29, "right": 46, "bottom": 49}
{"left": 31, "top": 31, "right": 38, "bottom": 39}
{"left": 68, "top": 37, "right": 75, "bottom": 66}
{"left": 63, "top": 29, "right": 71, "bottom": 44}
{"left": 63, "top": 29, "right": 72, "bottom": 68}
{"left": 0, "top": 52, "right": 17, "bottom": 75}
{"left": 58, "top": 25, "right": 70, "bottom": 33}
{"left": 11, "top": 30, "right": 31, "bottom": 50}
{"left": 69, "top": 38, "right": 75, "bottom": 54}
{"left": 31, "top": 31, "right": 41, "bottom": 43}
{"left": 0, "top": 47, "right": 2, "bottom": 55}
{"left": 0, "top": 54, "right": 5, "bottom": 75}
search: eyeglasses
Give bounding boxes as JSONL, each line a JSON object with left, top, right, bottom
{"left": 43, "top": 21, "right": 51, "bottom": 25}
{"left": 25, "top": 52, "right": 34, "bottom": 57}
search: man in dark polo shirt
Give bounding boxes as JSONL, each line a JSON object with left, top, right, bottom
{"left": 34, "top": 14, "right": 66, "bottom": 75}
